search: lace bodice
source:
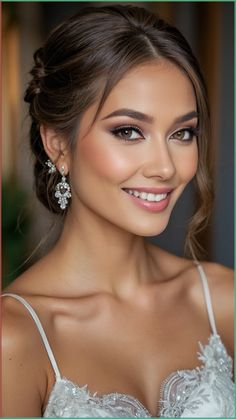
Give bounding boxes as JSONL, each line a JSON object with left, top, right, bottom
{"left": 43, "top": 333, "right": 234, "bottom": 418}
{"left": 3, "top": 264, "right": 235, "bottom": 417}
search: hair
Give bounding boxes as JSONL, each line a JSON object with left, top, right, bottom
{"left": 24, "top": 4, "right": 214, "bottom": 259}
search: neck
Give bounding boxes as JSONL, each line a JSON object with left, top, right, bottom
{"left": 51, "top": 205, "right": 160, "bottom": 298}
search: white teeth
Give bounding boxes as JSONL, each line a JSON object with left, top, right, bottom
{"left": 126, "top": 189, "right": 168, "bottom": 202}
{"left": 155, "top": 194, "right": 167, "bottom": 202}
{"left": 140, "top": 192, "right": 147, "bottom": 200}
{"left": 147, "top": 193, "right": 155, "bottom": 202}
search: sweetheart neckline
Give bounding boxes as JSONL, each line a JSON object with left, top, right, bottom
{"left": 48, "top": 367, "right": 198, "bottom": 417}
{"left": 53, "top": 377, "right": 152, "bottom": 416}
{"left": 44, "top": 333, "right": 219, "bottom": 417}
{"left": 45, "top": 332, "right": 221, "bottom": 417}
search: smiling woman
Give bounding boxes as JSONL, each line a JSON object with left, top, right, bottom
{"left": 2, "top": 4, "right": 234, "bottom": 418}
{"left": 65, "top": 61, "right": 199, "bottom": 239}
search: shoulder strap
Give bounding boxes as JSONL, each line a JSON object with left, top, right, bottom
{"left": 2, "top": 293, "right": 61, "bottom": 379}
{"left": 194, "top": 262, "right": 218, "bottom": 335}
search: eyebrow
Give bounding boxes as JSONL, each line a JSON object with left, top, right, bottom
{"left": 101, "top": 108, "right": 198, "bottom": 124}
{"left": 101, "top": 108, "right": 154, "bottom": 123}
{"left": 174, "top": 111, "right": 198, "bottom": 124}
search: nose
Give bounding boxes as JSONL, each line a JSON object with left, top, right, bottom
{"left": 142, "top": 139, "right": 176, "bottom": 181}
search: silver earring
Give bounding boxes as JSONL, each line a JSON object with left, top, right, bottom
{"left": 54, "top": 166, "right": 71, "bottom": 210}
{"left": 46, "top": 159, "right": 56, "bottom": 174}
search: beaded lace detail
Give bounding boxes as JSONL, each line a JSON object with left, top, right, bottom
{"left": 159, "top": 334, "right": 234, "bottom": 417}
{"left": 44, "top": 379, "right": 150, "bottom": 418}
{"left": 44, "top": 333, "right": 234, "bottom": 418}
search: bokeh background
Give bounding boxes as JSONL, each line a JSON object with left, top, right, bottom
{"left": 2, "top": 1, "right": 234, "bottom": 287}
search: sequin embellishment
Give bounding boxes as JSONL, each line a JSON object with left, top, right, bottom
{"left": 44, "top": 334, "right": 234, "bottom": 418}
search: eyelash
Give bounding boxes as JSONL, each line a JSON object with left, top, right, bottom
{"left": 170, "top": 127, "right": 199, "bottom": 142}
{"left": 110, "top": 125, "right": 199, "bottom": 143}
{"left": 110, "top": 125, "right": 144, "bottom": 142}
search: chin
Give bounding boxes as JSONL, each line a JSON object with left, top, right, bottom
{"left": 124, "top": 216, "right": 171, "bottom": 238}
{"left": 142, "top": 226, "right": 168, "bottom": 237}
{"left": 138, "top": 225, "right": 169, "bottom": 238}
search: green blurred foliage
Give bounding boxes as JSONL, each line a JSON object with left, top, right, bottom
{"left": 2, "top": 178, "right": 32, "bottom": 289}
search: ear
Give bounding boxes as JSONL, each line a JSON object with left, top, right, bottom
{"left": 40, "top": 125, "right": 70, "bottom": 174}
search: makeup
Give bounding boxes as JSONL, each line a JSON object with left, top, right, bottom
{"left": 122, "top": 187, "right": 173, "bottom": 213}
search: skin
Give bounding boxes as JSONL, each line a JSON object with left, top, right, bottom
{"left": 2, "top": 60, "right": 234, "bottom": 417}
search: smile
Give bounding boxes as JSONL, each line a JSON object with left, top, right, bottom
{"left": 126, "top": 190, "right": 167, "bottom": 202}
{"left": 122, "top": 188, "right": 173, "bottom": 213}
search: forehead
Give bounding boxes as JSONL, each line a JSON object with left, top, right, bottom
{"left": 99, "top": 60, "right": 196, "bottom": 119}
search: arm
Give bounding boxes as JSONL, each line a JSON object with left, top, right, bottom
{"left": 2, "top": 299, "right": 46, "bottom": 417}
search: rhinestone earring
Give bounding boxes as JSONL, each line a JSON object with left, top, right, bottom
{"left": 45, "top": 159, "right": 56, "bottom": 174}
{"left": 54, "top": 166, "right": 71, "bottom": 210}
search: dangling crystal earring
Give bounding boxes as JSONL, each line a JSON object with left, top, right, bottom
{"left": 45, "top": 159, "right": 56, "bottom": 174}
{"left": 54, "top": 166, "right": 71, "bottom": 210}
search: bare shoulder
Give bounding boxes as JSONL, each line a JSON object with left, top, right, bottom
{"left": 2, "top": 295, "right": 47, "bottom": 416}
{"left": 152, "top": 246, "right": 233, "bottom": 312}
{"left": 148, "top": 244, "right": 234, "bottom": 355}
{"left": 193, "top": 261, "right": 234, "bottom": 355}
{"left": 204, "top": 259, "right": 233, "bottom": 285}
{"left": 168, "top": 254, "right": 234, "bottom": 356}
{"left": 200, "top": 261, "right": 233, "bottom": 309}
{"left": 199, "top": 261, "right": 234, "bottom": 315}
{"left": 3, "top": 257, "right": 49, "bottom": 296}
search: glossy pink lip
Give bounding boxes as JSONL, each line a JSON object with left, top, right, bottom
{"left": 122, "top": 188, "right": 173, "bottom": 213}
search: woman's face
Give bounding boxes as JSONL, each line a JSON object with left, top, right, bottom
{"left": 69, "top": 60, "right": 198, "bottom": 236}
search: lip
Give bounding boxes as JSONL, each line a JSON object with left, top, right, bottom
{"left": 122, "top": 188, "right": 173, "bottom": 213}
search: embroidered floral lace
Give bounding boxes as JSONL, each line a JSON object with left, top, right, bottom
{"left": 44, "top": 334, "right": 234, "bottom": 418}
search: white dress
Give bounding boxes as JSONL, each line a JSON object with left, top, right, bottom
{"left": 3, "top": 263, "right": 234, "bottom": 417}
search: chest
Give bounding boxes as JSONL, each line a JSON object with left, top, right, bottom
{"left": 44, "top": 296, "right": 209, "bottom": 415}
{"left": 43, "top": 334, "right": 234, "bottom": 418}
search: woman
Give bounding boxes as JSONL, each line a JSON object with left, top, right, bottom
{"left": 2, "top": 5, "right": 234, "bottom": 418}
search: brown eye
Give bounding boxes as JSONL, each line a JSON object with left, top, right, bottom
{"left": 170, "top": 128, "right": 197, "bottom": 142}
{"left": 175, "top": 130, "right": 185, "bottom": 140}
{"left": 120, "top": 128, "right": 133, "bottom": 139}
{"left": 111, "top": 126, "right": 145, "bottom": 141}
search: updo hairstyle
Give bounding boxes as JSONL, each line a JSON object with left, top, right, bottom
{"left": 24, "top": 4, "right": 213, "bottom": 258}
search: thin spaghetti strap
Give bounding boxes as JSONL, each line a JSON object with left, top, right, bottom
{"left": 194, "top": 262, "right": 218, "bottom": 335}
{"left": 2, "top": 293, "right": 61, "bottom": 380}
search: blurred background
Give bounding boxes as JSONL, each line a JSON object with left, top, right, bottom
{"left": 2, "top": 1, "right": 234, "bottom": 287}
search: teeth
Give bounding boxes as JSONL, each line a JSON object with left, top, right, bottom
{"left": 147, "top": 193, "right": 155, "bottom": 202}
{"left": 126, "top": 189, "right": 168, "bottom": 202}
{"left": 155, "top": 194, "right": 167, "bottom": 202}
{"left": 140, "top": 192, "right": 147, "bottom": 200}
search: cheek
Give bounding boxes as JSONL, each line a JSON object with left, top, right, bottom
{"left": 75, "top": 137, "right": 136, "bottom": 183}
{"left": 174, "top": 143, "right": 198, "bottom": 181}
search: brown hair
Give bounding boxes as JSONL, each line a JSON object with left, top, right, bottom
{"left": 24, "top": 4, "right": 213, "bottom": 259}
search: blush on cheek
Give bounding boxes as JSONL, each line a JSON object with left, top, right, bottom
{"left": 77, "top": 137, "right": 136, "bottom": 181}
{"left": 178, "top": 146, "right": 198, "bottom": 182}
